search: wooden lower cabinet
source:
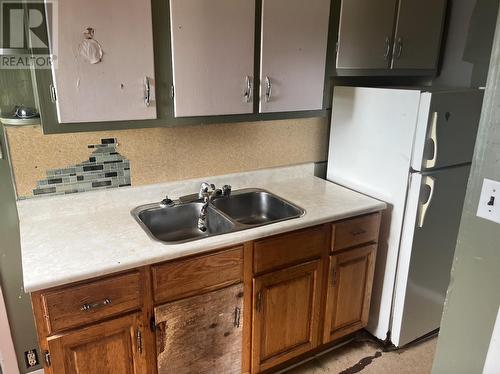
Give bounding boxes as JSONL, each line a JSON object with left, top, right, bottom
{"left": 323, "top": 245, "right": 377, "bottom": 343}
{"left": 154, "top": 283, "right": 244, "bottom": 374}
{"left": 32, "top": 214, "right": 382, "bottom": 374}
{"left": 251, "top": 260, "right": 323, "bottom": 373}
{"left": 46, "top": 313, "right": 146, "bottom": 374}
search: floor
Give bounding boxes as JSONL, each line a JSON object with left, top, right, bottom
{"left": 287, "top": 334, "right": 437, "bottom": 374}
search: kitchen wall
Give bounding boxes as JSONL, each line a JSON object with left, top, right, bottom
{"left": 5, "top": 117, "right": 328, "bottom": 199}
{"left": 432, "top": 9, "right": 500, "bottom": 373}
{"left": 433, "top": 0, "right": 500, "bottom": 88}
{"left": 0, "top": 69, "right": 41, "bottom": 373}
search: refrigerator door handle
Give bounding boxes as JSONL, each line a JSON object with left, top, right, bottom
{"left": 418, "top": 176, "right": 435, "bottom": 228}
{"left": 425, "top": 112, "right": 438, "bottom": 169}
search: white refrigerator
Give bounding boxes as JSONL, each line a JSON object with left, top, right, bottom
{"left": 327, "top": 86, "right": 484, "bottom": 347}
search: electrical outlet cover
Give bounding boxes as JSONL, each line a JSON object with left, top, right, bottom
{"left": 477, "top": 178, "right": 500, "bottom": 224}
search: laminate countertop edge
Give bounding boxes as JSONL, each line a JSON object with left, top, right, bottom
{"left": 18, "top": 163, "right": 387, "bottom": 292}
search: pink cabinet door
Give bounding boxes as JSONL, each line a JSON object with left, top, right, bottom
{"left": 259, "top": 0, "right": 331, "bottom": 113}
{"left": 170, "top": 0, "right": 255, "bottom": 117}
{"left": 52, "top": 0, "right": 157, "bottom": 123}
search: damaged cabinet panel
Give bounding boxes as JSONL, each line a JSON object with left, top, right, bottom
{"left": 155, "top": 283, "right": 244, "bottom": 374}
{"left": 52, "top": 0, "right": 157, "bottom": 123}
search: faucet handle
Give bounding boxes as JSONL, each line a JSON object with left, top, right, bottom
{"left": 222, "top": 185, "right": 232, "bottom": 196}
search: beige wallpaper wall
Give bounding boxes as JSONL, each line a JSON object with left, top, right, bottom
{"left": 6, "top": 117, "right": 329, "bottom": 198}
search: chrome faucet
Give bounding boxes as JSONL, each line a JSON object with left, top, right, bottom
{"left": 197, "top": 182, "right": 232, "bottom": 232}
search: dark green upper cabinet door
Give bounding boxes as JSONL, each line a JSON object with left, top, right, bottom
{"left": 391, "top": 0, "right": 447, "bottom": 70}
{"left": 336, "top": 0, "right": 398, "bottom": 70}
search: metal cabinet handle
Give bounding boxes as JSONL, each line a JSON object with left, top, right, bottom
{"left": 80, "top": 298, "right": 112, "bottom": 311}
{"left": 144, "top": 76, "right": 151, "bottom": 107}
{"left": 384, "top": 37, "right": 391, "bottom": 60}
{"left": 418, "top": 176, "right": 435, "bottom": 228}
{"left": 265, "top": 76, "right": 272, "bottom": 102}
{"left": 425, "top": 112, "right": 438, "bottom": 168}
{"left": 244, "top": 76, "right": 252, "bottom": 103}
{"left": 394, "top": 37, "right": 403, "bottom": 59}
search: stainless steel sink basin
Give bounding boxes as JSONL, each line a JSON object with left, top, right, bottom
{"left": 212, "top": 189, "right": 304, "bottom": 226}
{"left": 133, "top": 202, "right": 235, "bottom": 244}
{"left": 132, "top": 188, "right": 305, "bottom": 244}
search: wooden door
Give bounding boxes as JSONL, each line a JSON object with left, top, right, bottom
{"left": 391, "top": 0, "right": 446, "bottom": 70}
{"left": 170, "top": 0, "right": 255, "bottom": 117}
{"left": 336, "top": 0, "right": 398, "bottom": 69}
{"left": 323, "top": 245, "right": 377, "bottom": 343}
{"left": 53, "top": 0, "right": 156, "bottom": 123}
{"left": 155, "top": 283, "right": 244, "bottom": 374}
{"left": 259, "top": 0, "right": 330, "bottom": 113}
{"left": 252, "top": 260, "right": 322, "bottom": 373}
{"left": 46, "top": 313, "right": 146, "bottom": 374}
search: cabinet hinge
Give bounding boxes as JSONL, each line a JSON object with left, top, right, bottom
{"left": 44, "top": 350, "right": 51, "bottom": 367}
{"left": 332, "top": 267, "right": 338, "bottom": 287}
{"left": 234, "top": 307, "right": 241, "bottom": 328}
{"left": 150, "top": 315, "right": 156, "bottom": 332}
{"left": 255, "top": 291, "right": 262, "bottom": 312}
{"left": 49, "top": 84, "right": 57, "bottom": 103}
{"left": 170, "top": 84, "right": 175, "bottom": 100}
{"left": 136, "top": 329, "right": 143, "bottom": 354}
{"left": 335, "top": 41, "right": 339, "bottom": 54}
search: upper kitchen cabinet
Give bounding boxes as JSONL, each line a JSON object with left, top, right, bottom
{"left": 170, "top": 0, "right": 255, "bottom": 117}
{"left": 259, "top": 0, "right": 331, "bottom": 113}
{"left": 391, "top": 0, "right": 447, "bottom": 70}
{"left": 52, "top": 0, "right": 157, "bottom": 123}
{"left": 336, "top": 0, "right": 398, "bottom": 70}
{"left": 336, "top": 0, "right": 447, "bottom": 75}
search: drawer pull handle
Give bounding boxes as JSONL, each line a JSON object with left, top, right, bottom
{"left": 351, "top": 229, "right": 367, "bottom": 236}
{"left": 80, "top": 298, "right": 112, "bottom": 311}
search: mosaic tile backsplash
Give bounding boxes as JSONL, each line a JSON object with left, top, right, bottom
{"left": 32, "top": 138, "right": 131, "bottom": 196}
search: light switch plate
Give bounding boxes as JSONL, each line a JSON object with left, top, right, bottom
{"left": 477, "top": 178, "right": 500, "bottom": 224}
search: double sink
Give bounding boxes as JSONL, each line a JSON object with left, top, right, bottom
{"left": 132, "top": 188, "right": 305, "bottom": 244}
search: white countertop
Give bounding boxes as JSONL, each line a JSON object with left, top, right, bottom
{"left": 18, "top": 163, "right": 386, "bottom": 292}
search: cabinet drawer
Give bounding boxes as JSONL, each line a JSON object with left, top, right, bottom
{"left": 152, "top": 246, "right": 243, "bottom": 303}
{"left": 40, "top": 271, "right": 142, "bottom": 334}
{"left": 332, "top": 213, "right": 381, "bottom": 252}
{"left": 253, "top": 225, "right": 328, "bottom": 274}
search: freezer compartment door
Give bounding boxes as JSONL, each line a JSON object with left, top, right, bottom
{"left": 391, "top": 164, "right": 471, "bottom": 347}
{"left": 412, "top": 90, "right": 484, "bottom": 171}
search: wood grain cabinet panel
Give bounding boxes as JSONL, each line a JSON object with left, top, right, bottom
{"left": 155, "top": 283, "right": 244, "bottom": 374}
{"left": 323, "top": 245, "right": 377, "bottom": 343}
{"left": 152, "top": 246, "right": 243, "bottom": 303}
{"left": 46, "top": 313, "right": 146, "bottom": 374}
{"left": 251, "top": 260, "right": 323, "bottom": 373}
{"left": 332, "top": 213, "right": 381, "bottom": 252}
{"left": 253, "top": 226, "right": 328, "bottom": 274}
{"left": 40, "top": 271, "right": 142, "bottom": 334}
